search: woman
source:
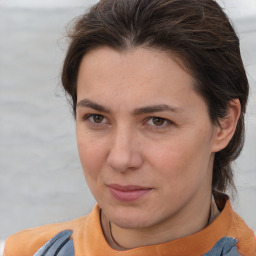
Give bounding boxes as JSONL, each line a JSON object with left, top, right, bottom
{"left": 4, "top": 0, "right": 256, "bottom": 255}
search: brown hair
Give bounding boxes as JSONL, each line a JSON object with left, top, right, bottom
{"left": 61, "top": 0, "right": 249, "bottom": 194}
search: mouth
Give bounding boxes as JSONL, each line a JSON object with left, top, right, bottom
{"left": 107, "top": 184, "right": 152, "bottom": 202}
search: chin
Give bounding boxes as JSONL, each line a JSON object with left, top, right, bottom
{"left": 104, "top": 205, "right": 159, "bottom": 229}
{"left": 112, "top": 217, "right": 152, "bottom": 229}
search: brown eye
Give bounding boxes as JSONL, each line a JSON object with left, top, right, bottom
{"left": 152, "top": 117, "right": 165, "bottom": 126}
{"left": 92, "top": 115, "right": 104, "bottom": 123}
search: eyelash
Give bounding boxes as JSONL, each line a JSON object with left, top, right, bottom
{"left": 81, "top": 114, "right": 174, "bottom": 130}
{"left": 146, "top": 116, "right": 174, "bottom": 129}
{"left": 81, "top": 114, "right": 108, "bottom": 128}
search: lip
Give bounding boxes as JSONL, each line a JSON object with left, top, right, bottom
{"left": 108, "top": 184, "right": 152, "bottom": 202}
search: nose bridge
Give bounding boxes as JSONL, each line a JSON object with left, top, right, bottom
{"left": 114, "top": 124, "right": 132, "bottom": 149}
{"left": 107, "top": 124, "right": 142, "bottom": 172}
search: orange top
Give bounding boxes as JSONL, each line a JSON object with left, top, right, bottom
{"left": 4, "top": 200, "right": 256, "bottom": 256}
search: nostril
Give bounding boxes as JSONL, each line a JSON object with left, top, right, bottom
{"left": 107, "top": 150, "right": 132, "bottom": 172}
{"left": 106, "top": 145, "right": 143, "bottom": 172}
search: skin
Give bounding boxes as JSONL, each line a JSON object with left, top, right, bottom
{"left": 76, "top": 47, "right": 240, "bottom": 249}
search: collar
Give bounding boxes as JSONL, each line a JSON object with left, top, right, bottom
{"left": 84, "top": 196, "right": 235, "bottom": 256}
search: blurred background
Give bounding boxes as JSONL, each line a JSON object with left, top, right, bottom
{"left": 0, "top": 0, "right": 255, "bottom": 254}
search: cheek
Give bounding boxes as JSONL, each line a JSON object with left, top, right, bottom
{"left": 147, "top": 129, "right": 213, "bottom": 190}
{"left": 76, "top": 135, "right": 109, "bottom": 204}
{"left": 76, "top": 131, "right": 106, "bottom": 181}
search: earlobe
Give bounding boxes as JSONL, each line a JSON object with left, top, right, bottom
{"left": 212, "top": 99, "right": 241, "bottom": 153}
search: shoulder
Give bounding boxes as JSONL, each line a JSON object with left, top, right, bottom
{"left": 4, "top": 215, "right": 87, "bottom": 256}
{"left": 229, "top": 210, "right": 256, "bottom": 256}
{"left": 212, "top": 193, "right": 256, "bottom": 255}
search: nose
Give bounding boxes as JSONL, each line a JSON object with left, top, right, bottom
{"left": 106, "top": 127, "right": 143, "bottom": 173}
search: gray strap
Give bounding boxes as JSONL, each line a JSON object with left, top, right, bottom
{"left": 203, "top": 237, "right": 240, "bottom": 256}
{"left": 33, "top": 230, "right": 74, "bottom": 256}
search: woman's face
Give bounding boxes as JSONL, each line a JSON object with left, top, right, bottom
{"left": 76, "top": 47, "right": 217, "bottom": 229}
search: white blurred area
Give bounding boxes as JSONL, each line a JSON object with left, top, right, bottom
{"left": 0, "top": 0, "right": 255, "bottom": 17}
{"left": 0, "top": 0, "right": 255, "bottom": 254}
{"left": 0, "top": 0, "right": 97, "bottom": 8}
{"left": 218, "top": 0, "right": 256, "bottom": 19}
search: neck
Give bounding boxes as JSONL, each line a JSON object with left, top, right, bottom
{"left": 101, "top": 189, "right": 214, "bottom": 250}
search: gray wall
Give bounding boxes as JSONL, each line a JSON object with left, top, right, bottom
{"left": 0, "top": 7, "right": 96, "bottom": 241}
{"left": 0, "top": 1, "right": 255, "bottom": 242}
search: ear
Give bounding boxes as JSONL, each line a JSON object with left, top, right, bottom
{"left": 211, "top": 99, "right": 241, "bottom": 153}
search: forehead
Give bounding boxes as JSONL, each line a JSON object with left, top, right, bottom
{"left": 77, "top": 47, "right": 194, "bottom": 92}
{"left": 76, "top": 47, "right": 206, "bottom": 115}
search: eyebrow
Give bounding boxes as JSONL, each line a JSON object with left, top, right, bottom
{"left": 132, "top": 104, "right": 183, "bottom": 115}
{"left": 77, "top": 99, "right": 111, "bottom": 113}
{"left": 76, "top": 99, "right": 184, "bottom": 115}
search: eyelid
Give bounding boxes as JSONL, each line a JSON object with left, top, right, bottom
{"left": 81, "top": 113, "right": 109, "bottom": 127}
{"left": 144, "top": 116, "right": 174, "bottom": 129}
{"left": 81, "top": 113, "right": 104, "bottom": 120}
{"left": 80, "top": 113, "right": 174, "bottom": 130}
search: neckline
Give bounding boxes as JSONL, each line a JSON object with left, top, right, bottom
{"left": 101, "top": 194, "right": 220, "bottom": 251}
{"left": 84, "top": 196, "right": 233, "bottom": 256}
